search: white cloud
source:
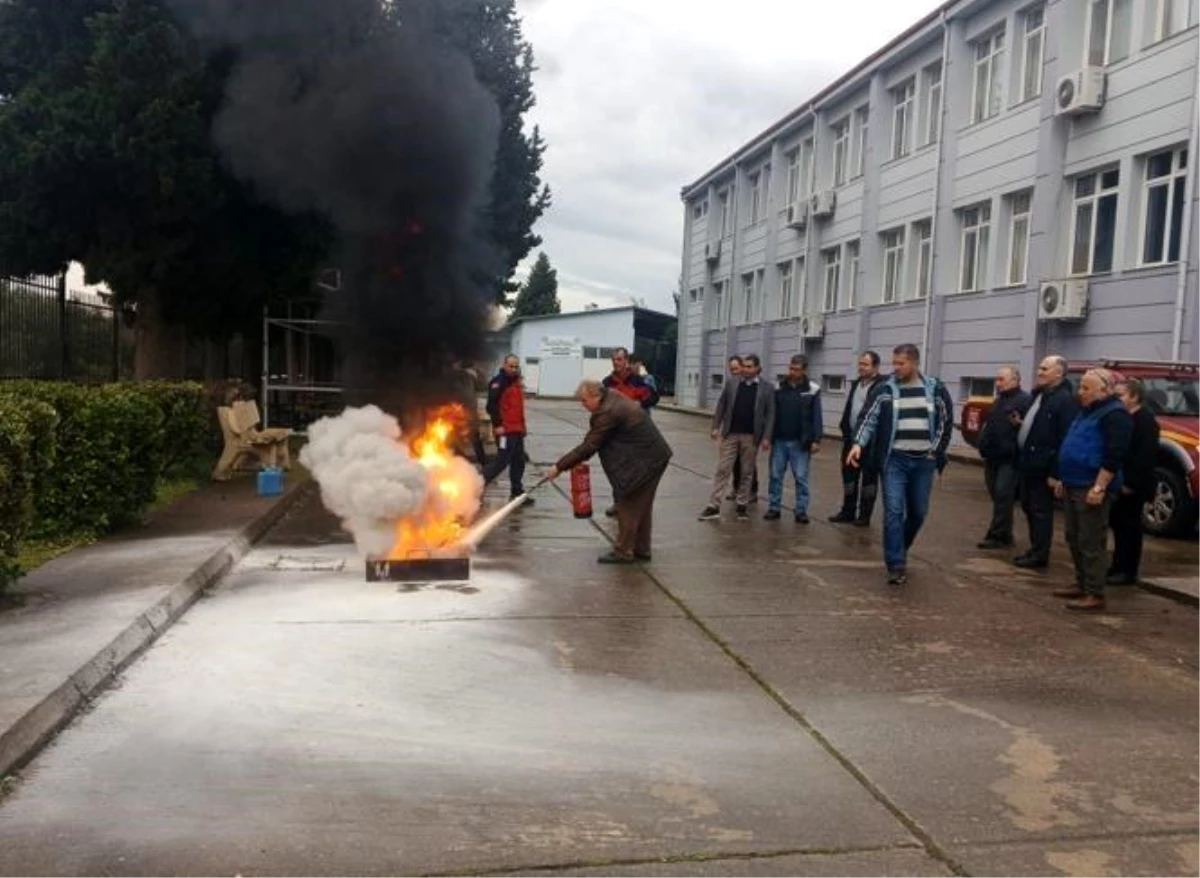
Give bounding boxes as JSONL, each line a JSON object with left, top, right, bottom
{"left": 513, "top": 0, "right": 947, "bottom": 314}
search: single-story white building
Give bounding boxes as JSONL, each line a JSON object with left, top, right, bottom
{"left": 485, "top": 306, "right": 677, "bottom": 397}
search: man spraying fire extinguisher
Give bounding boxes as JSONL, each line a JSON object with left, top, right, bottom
{"left": 546, "top": 379, "right": 673, "bottom": 564}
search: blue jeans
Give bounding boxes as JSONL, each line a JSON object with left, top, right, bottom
{"left": 768, "top": 440, "right": 811, "bottom": 514}
{"left": 881, "top": 452, "right": 937, "bottom": 570}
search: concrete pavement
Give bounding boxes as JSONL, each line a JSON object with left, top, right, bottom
{"left": 0, "top": 402, "right": 1194, "bottom": 876}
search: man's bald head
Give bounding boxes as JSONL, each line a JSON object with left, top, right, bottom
{"left": 1036, "top": 355, "right": 1068, "bottom": 388}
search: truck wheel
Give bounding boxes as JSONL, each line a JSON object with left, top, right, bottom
{"left": 1142, "top": 466, "right": 1195, "bottom": 538}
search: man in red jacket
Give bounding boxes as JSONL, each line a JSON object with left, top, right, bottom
{"left": 483, "top": 354, "right": 530, "bottom": 503}
{"left": 603, "top": 347, "right": 659, "bottom": 409}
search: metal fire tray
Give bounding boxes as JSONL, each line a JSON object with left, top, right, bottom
{"left": 365, "top": 555, "right": 470, "bottom": 583}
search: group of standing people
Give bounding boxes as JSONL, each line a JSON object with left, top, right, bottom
{"left": 975, "top": 355, "right": 1158, "bottom": 610}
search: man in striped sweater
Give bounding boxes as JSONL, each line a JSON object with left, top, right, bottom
{"left": 846, "top": 344, "right": 954, "bottom": 586}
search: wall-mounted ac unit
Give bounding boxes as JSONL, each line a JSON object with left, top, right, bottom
{"left": 800, "top": 314, "right": 826, "bottom": 339}
{"left": 704, "top": 240, "right": 721, "bottom": 264}
{"left": 1055, "top": 68, "right": 1106, "bottom": 116}
{"left": 1038, "top": 279, "right": 1090, "bottom": 321}
{"left": 785, "top": 201, "right": 809, "bottom": 229}
{"left": 810, "top": 189, "right": 837, "bottom": 220}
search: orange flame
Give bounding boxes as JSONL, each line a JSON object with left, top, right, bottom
{"left": 387, "top": 404, "right": 480, "bottom": 560}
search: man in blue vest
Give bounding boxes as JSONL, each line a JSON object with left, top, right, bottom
{"left": 1050, "top": 368, "right": 1132, "bottom": 612}
{"left": 846, "top": 343, "right": 953, "bottom": 587}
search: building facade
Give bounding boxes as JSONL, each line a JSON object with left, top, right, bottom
{"left": 490, "top": 306, "right": 677, "bottom": 397}
{"left": 675, "top": 0, "right": 1198, "bottom": 442}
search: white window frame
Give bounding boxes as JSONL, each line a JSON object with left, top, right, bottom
{"left": 1006, "top": 190, "right": 1032, "bottom": 285}
{"left": 971, "top": 30, "right": 1005, "bottom": 124}
{"left": 784, "top": 149, "right": 801, "bottom": 211}
{"left": 1086, "top": 0, "right": 1132, "bottom": 66}
{"left": 882, "top": 228, "right": 906, "bottom": 303}
{"left": 822, "top": 247, "right": 842, "bottom": 313}
{"left": 914, "top": 220, "right": 933, "bottom": 299}
{"left": 845, "top": 241, "right": 861, "bottom": 309}
{"left": 740, "top": 273, "right": 755, "bottom": 323}
{"left": 832, "top": 117, "right": 850, "bottom": 186}
{"left": 711, "top": 280, "right": 727, "bottom": 329}
{"left": 922, "top": 64, "right": 943, "bottom": 146}
{"left": 799, "top": 138, "right": 814, "bottom": 200}
{"left": 891, "top": 80, "right": 915, "bottom": 160}
{"left": 1139, "top": 147, "right": 1189, "bottom": 266}
{"left": 1020, "top": 5, "right": 1045, "bottom": 103}
{"left": 748, "top": 171, "right": 762, "bottom": 225}
{"left": 718, "top": 189, "right": 731, "bottom": 238}
{"left": 853, "top": 107, "right": 869, "bottom": 179}
{"left": 778, "top": 261, "right": 794, "bottom": 318}
{"left": 959, "top": 203, "right": 992, "bottom": 292}
{"left": 1070, "top": 168, "right": 1120, "bottom": 275}
{"left": 1157, "top": 0, "right": 1193, "bottom": 39}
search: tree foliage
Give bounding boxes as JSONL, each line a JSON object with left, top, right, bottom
{"left": 511, "top": 251, "right": 560, "bottom": 318}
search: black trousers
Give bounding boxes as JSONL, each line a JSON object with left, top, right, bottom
{"left": 1018, "top": 470, "right": 1055, "bottom": 560}
{"left": 482, "top": 432, "right": 526, "bottom": 498}
{"left": 1110, "top": 489, "right": 1147, "bottom": 578}
{"left": 838, "top": 439, "right": 878, "bottom": 521}
{"left": 983, "top": 460, "right": 1019, "bottom": 544}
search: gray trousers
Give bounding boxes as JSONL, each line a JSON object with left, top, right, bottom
{"left": 1064, "top": 489, "right": 1115, "bottom": 596}
{"left": 710, "top": 434, "right": 759, "bottom": 506}
{"left": 983, "top": 461, "right": 1019, "bottom": 543}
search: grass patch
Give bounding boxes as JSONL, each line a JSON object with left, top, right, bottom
{"left": 16, "top": 531, "right": 97, "bottom": 573}
{"left": 148, "top": 473, "right": 202, "bottom": 515}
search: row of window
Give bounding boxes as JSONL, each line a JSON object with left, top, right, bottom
{"left": 691, "top": 0, "right": 1193, "bottom": 227}
{"left": 692, "top": 145, "right": 1188, "bottom": 325}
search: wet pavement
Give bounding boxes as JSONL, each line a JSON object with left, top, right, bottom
{"left": 0, "top": 402, "right": 1195, "bottom": 876}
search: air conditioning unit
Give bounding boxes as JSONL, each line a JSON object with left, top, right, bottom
{"left": 1038, "top": 279, "right": 1090, "bottom": 321}
{"left": 785, "top": 201, "right": 809, "bottom": 229}
{"left": 800, "top": 314, "right": 826, "bottom": 339}
{"left": 1055, "top": 68, "right": 1106, "bottom": 116}
{"left": 810, "top": 189, "right": 837, "bottom": 220}
{"left": 704, "top": 240, "right": 721, "bottom": 264}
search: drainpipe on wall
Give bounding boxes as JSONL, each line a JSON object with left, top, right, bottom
{"left": 921, "top": 9, "right": 951, "bottom": 363}
{"left": 722, "top": 164, "right": 742, "bottom": 369}
{"left": 1171, "top": 74, "right": 1199, "bottom": 361}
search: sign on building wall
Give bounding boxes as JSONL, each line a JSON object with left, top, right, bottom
{"left": 539, "top": 335, "right": 583, "bottom": 358}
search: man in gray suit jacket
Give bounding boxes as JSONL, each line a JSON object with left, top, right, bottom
{"left": 699, "top": 354, "right": 776, "bottom": 521}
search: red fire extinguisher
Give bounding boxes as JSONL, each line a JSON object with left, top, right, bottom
{"left": 570, "top": 463, "right": 593, "bottom": 519}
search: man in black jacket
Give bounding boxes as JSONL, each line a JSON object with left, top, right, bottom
{"left": 1012, "top": 355, "right": 1080, "bottom": 568}
{"left": 1108, "top": 378, "right": 1160, "bottom": 585}
{"left": 830, "top": 351, "right": 884, "bottom": 525}
{"left": 977, "top": 366, "right": 1032, "bottom": 549}
{"left": 765, "top": 355, "right": 821, "bottom": 523}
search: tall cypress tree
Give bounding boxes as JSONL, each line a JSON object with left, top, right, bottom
{"left": 511, "top": 252, "right": 560, "bottom": 318}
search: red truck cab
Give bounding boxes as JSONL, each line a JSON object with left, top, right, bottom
{"left": 960, "top": 359, "right": 1199, "bottom": 537}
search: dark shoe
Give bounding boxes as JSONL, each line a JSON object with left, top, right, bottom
{"left": 977, "top": 538, "right": 1011, "bottom": 549}
{"left": 1052, "top": 587, "right": 1086, "bottom": 599}
{"left": 795, "top": 513, "right": 810, "bottom": 524}
{"left": 1106, "top": 572, "right": 1138, "bottom": 586}
{"left": 763, "top": 509, "right": 782, "bottom": 521}
{"left": 829, "top": 511, "right": 855, "bottom": 523}
{"left": 886, "top": 567, "right": 908, "bottom": 587}
{"left": 736, "top": 505, "right": 750, "bottom": 521}
{"left": 604, "top": 505, "right": 617, "bottom": 518}
{"left": 853, "top": 517, "right": 871, "bottom": 528}
{"left": 598, "top": 551, "right": 636, "bottom": 565}
{"left": 1065, "top": 595, "right": 1106, "bottom": 611}
{"left": 1014, "top": 555, "right": 1048, "bottom": 569}
{"left": 634, "top": 551, "right": 652, "bottom": 561}
{"left": 698, "top": 506, "right": 721, "bottom": 521}
{"left": 725, "top": 493, "right": 735, "bottom": 501}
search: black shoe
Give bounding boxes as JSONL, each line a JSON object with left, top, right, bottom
{"left": 725, "top": 493, "right": 736, "bottom": 501}
{"left": 829, "top": 511, "right": 855, "bottom": 523}
{"left": 977, "top": 538, "right": 1011, "bottom": 550}
{"left": 736, "top": 505, "right": 749, "bottom": 521}
{"left": 598, "top": 551, "right": 636, "bottom": 565}
{"left": 1014, "top": 555, "right": 1048, "bottom": 569}
{"left": 634, "top": 551, "right": 652, "bottom": 562}
{"left": 763, "top": 509, "right": 781, "bottom": 521}
{"left": 604, "top": 505, "right": 617, "bottom": 518}
{"left": 795, "top": 513, "right": 810, "bottom": 524}
{"left": 886, "top": 567, "right": 908, "bottom": 587}
{"left": 698, "top": 506, "right": 721, "bottom": 521}
{"left": 853, "top": 517, "right": 871, "bottom": 527}
{"left": 1106, "top": 572, "right": 1138, "bottom": 586}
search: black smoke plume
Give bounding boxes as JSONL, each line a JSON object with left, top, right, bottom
{"left": 169, "top": 0, "right": 501, "bottom": 414}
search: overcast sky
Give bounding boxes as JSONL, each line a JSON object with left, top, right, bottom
{"left": 513, "top": 0, "right": 947, "bottom": 315}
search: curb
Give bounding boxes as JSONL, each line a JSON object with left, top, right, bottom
{"left": 1137, "top": 578, "right": 1200, "bottom": 607}
{"left": 0, "top": 478, "right": 315, "bottom": 781}
{"left": 657, "top": 403, "right": 985, "bottom": 466}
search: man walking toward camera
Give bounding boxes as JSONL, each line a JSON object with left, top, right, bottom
{"left": 830, "top": 351, "right": 884, "bottom": 526}
{"left": 765, "top": 355, "right": 821, "bottom": 524}
{"left": 699, "top": 354, "right": 775, "bottom": 522}
{"left": 483, "top": 354, "right": 529, "bottom": 504}
{"left": 977, "top": 366, "right": 1031, "bottom": 549}
{"left": 846, "top": 344, "right": 953, "bottom": 586}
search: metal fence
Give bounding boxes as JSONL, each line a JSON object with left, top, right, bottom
{"left": 0, "top": 275, "right": 133, "bottom": 382}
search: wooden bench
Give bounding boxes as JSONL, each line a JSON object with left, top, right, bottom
{"left": 212, "top": 400, "right": 293, "bottom": 481}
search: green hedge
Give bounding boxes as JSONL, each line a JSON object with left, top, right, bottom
{"left": 0, "top": 380, "right": 210, "bottom": 590}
